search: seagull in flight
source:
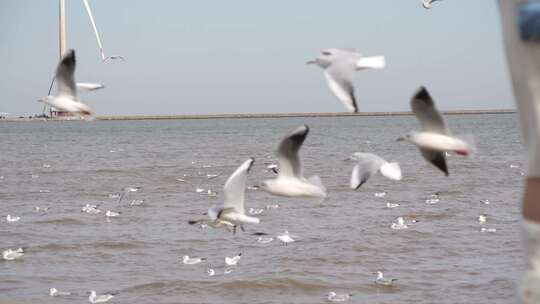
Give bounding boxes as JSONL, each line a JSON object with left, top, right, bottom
{"left": 259, "top": 125, "right": 326, "bottom": 198}
{"left": 38, "top": 50, "right": 93, "bottom": 116}
{"left": 116, "top": 187, "right": 141, "bottom": 204}
{"left": 307, "top": 48, "right": 385, "bottom": 112}
{"left": 347, "top": 153, "right": 402, "bottom": 189}
{"left": 103, "top": 55, "right": 126, "bottom": 63}
{"left": 422, "top": 0, "right": 442, "bottom": 9}
{"left": 190, "top": 158, "right": 260, "bottom": 234}
{"left": 397, "top": 87, "right": 473, "bottom": 175}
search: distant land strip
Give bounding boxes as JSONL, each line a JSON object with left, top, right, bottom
{"left": 97, "top": 109, "right": 516, "bottom": 121}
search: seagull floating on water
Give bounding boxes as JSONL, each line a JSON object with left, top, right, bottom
{"left": 481, "top": 227, "right": 497, "bottom": 233}
{"left": 374, "top": 191, "right": 387, "bottom": 198}
{"left": 307, "top": 48, "right": 385, "bottom": 112}
{"left": 82, "top": 204, "right": 101, "bottom": 214}
{"left": 347, "top": 153, "right": 402, "bottom": 189}
{"left": 277, "top": 231, "right": 295, "bottom": 245}
{"left": 478, "top": 214, "right": 487, "bottom": 223}
{"left": 375, "top": 271, "right": 397, "bottom": 286}
{"left": 191, "top": 158, "right": 260, "bottom": 234}
{"left": 207, "top": 268, "right": 215, "bottom": 276}
{"left": 260, "top": 125, "right": 326, "bottom": 198}
{"left": 105, "top": 210, "right": 120, "bottom": 217}
{"left": 49, "top": 287, "right": 71, "bottom": 297}
{"left": 89, "top": 290, "right": 114, "bottom": 303}
{"left": 327, "top": 291, "right": 352, "bottom": 302}
{"left": 130, "top": 199, "right": 144, "bottom": 206}
{"left": 225, "top": 253, "right": 242, "bottom": 266}
{"left": 257, "top": 237, "right": 274, "bottom": 244}
{"left": 391, "top": 217, "right": 408, "bottom": 230}
{"left": 2, "top": 248, "right": 24, "bottom": 260}
{"left": 38, "top": 50, "right": 93, "bottom": 117}
{"left": 182, "top": 255, "right": 206, "bottom": 265}
{"left": 248, "top": 208, "right": 265, "bottom": 215}
{"left": 6, "top": 214, "right": 20, "bottom": 223}
{"left": 386, "top": 202, "right": 399, "bottom": 208}
{"left": 397, "top": 87, "right": 474, "bottom": 175}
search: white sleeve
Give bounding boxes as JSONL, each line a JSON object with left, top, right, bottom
{"left": 499, "top": 0, "right": 540, "bottom": 177}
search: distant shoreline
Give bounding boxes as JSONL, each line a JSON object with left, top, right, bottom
{"left": 97, "top": 109, "right": 516, "bottom": 120}
{"left": 1, "top": 109, "right": 516, "bottom": 122}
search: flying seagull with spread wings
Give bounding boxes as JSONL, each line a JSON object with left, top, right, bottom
{"left": 307, "top": 48, "right": 385, "bottom": 112}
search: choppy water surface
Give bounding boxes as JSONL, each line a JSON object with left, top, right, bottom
{"left": 0, "top": 114, "right": 525, "bottom": 303}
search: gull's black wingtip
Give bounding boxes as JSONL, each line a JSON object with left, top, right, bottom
{"left": 415, "top": 86, "right": 430, "bottom": 100}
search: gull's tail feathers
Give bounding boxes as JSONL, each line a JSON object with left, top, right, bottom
{"left": 455, "top": 134, "right": 477, "bottom": 158}
{"left": 380, "top": 162, "right": 402, "bottom": 180}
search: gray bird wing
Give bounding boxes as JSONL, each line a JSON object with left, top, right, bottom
{"left": 410, "top": 86, "right": 449, "bottom": 134}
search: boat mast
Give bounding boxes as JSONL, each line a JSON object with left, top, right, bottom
{"left": 59, "top": 0, "right": 66, "bottom": 59}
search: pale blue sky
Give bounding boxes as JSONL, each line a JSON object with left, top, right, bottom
{"left": 0, "top": 0, "right": 513, "bottom": 116}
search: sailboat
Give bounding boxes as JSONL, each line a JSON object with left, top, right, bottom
{"left": 43, "top": 0, "right": 120, "bottom": 119}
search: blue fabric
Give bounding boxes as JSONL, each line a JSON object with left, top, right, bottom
{"left": 519, "top": 2, "right": 540, "bottom": 41}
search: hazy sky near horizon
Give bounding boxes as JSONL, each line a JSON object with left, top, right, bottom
{"left": 0, "top": 0, "right": 514, "bottom": 116}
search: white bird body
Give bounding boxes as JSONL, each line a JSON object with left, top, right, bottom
{"left": 89, "top": 290, "right": 113, "bottom": 303}
{"left": 481, "top": 227, "right": 497, "bottom": 233}
{"left": 207, "top": 268, "right": 215, "bottom": 276}
{"left": 327, "top": 291, "right": 352, "bottom": 302}
{"left": 277, "top": 231, "right": 295, "bottom": 244}
{"left": 349, "top": 153, "right": 402, "bottom": 189}
{"left": 2, "top": 248, "right": 24, "bottom": 260}
{"left": 42, "top": 96, "right": 92, "bottom": 115}
{"left": 262, "top": 176, "right": 326, "bottom": 198}
{"left": 386, "top": 202, "right": 399, "bottom": 208}
{"left": 478, "top": 215, "right": 487, "bottom": 223}
{"left": 6, "top": 214, "right": 20, "bottom": 222}
{"left": 225, "top": 253, "right": 242, "bottom": 266}
{"left": 375, "top": 271, "right": 397, "bottom": 286}
{"left": 308, "top": 48, "right": 385, "bottom": 112}
{"left": 182, "top": 255, "right": 205, "bottom": 265}
{"left": 261, "top": 125, "right": 326, "bottom": 198}
{"left": 406, "top": 132, "right": 470, "bottom": 155}
{"left": 391, "top": 217, "right": 408, "bottom": 230}
{"left": 105, "top": 210, "right": 120, "bottom": 217}
{"left": 49, "top": 288, "right": 71, "bottom": 297}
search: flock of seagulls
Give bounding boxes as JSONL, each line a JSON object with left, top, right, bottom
{"left": 4, "top": 1, "right": 480, "bottom": 302}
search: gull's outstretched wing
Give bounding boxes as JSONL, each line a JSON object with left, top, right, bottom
{"left": 420, "top": 148, "right": 448, "bottom": 176}
{"left": 276, "top": 125, "right": 309, "bottom": 178}
{"left": 55, "top": 49, "right": 77, "bottom": 99}
{"left": 324, "top": 63, "right": 357, "bottom": 113}
{"left": 411, "top": 86, "right": 449, "bottom": 134}
{"left": 76, "top": 82, "right": 105, "bottom": 92}
{"left": 223, "top": 158, "right": 254, "bottom": 214}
